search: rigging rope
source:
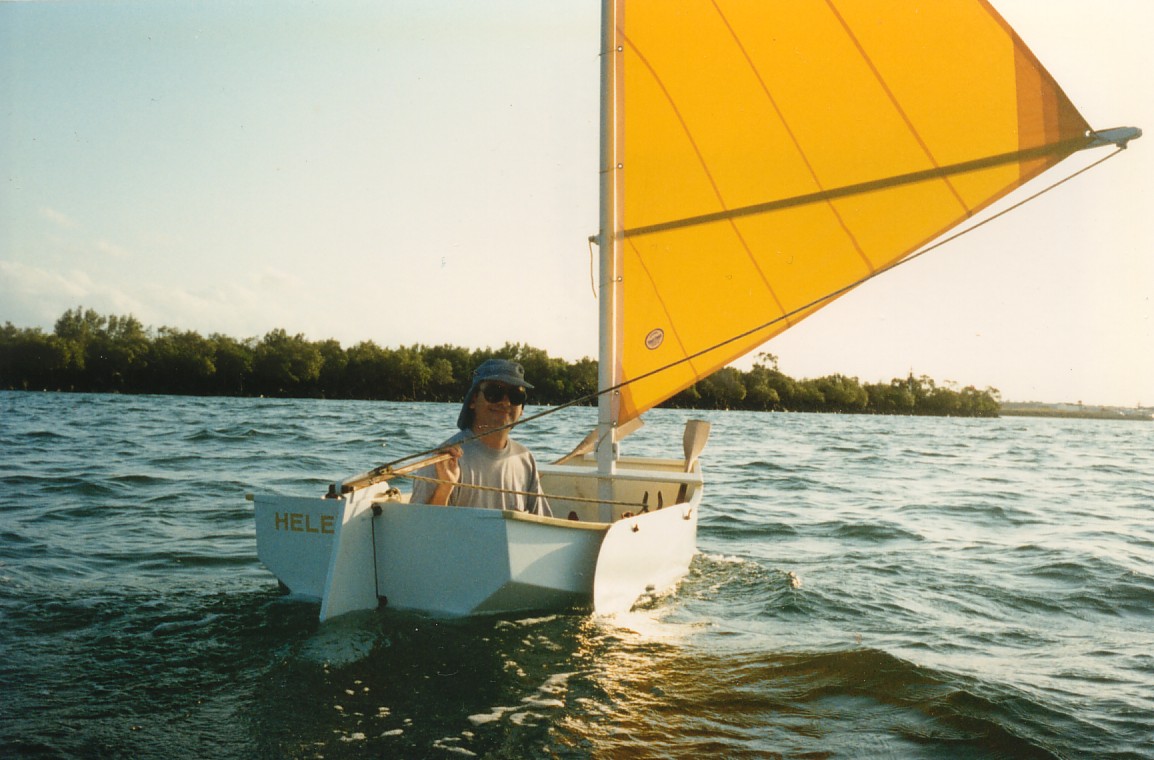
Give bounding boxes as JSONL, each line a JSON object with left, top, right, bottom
{"left": 365, "top": 147, "right": 1126, "bottom": 478}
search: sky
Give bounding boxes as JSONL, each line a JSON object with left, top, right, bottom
{"left": 1, "top": 1, "right": 1151, "bottom": 407}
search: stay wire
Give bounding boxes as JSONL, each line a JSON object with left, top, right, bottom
{"left": 370, "top": 148, "right": 1124, "bottom": 476}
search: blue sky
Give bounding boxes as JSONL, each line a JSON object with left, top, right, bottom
{"left": 2, "top": 1, "right": 1151, "bottom": 406}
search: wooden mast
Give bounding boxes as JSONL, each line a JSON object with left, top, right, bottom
{"left": 595, "top": 0, "right": 620, "bottom": 520}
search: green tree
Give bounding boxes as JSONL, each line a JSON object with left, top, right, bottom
{"left": 813, "top": 374, "right": 867, "bottom": 413}
{"left": 0, "top": 324, "right": 71, "bottom": 390}
{"left": 957, "top": 385, "right": 1000, "bottom": 417}
{"left": 253, "top": 329, "right": 323, "bottom": 396}
{"left": 864, "top": 379, "right": 916, "bottom": 414}
{"left": 53, "top": 306, "right": 106, "bottom": 385}
{"left": 99, "top": 314, "right": 150, "bottom": 391}
{"left": 423, "top": 344, "right": 474, "bottom": 401}
{"left": 427, "top": 358, "right": 456, "bottom": 401}
{"left": 344, "top": 340, "right": 390, "bottom": 399}
{"left": 315, "top": 339, "right": 348, "bottom": 398}
{"left": 147, "top": 327, "right": 216, "bottom": 394}
{"left": 739, "top": 355, "right": 780, "bottom": 410}
{"left": 53, "top": 306, "right": 106, "bottom": 345}
{"left": 566, "top": 357, "right": 599, "bottom": 404}
{"left": 211, "top": 334, "right": 254, "bottom": 395}
{"left": 697, "top": 366, "right": 747, "bottom": 409}
{"left": 3, "top": 308, "right": 1007, "bottom": 417}
{"left": 791, "top": 380, "right": 826, "bottom": 412}
{"left": 387, "top": 346, "right": 432, "bottom": 401}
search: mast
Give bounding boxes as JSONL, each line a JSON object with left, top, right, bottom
{"left": 596, "top": 0, "right": 619, "bottom": 512}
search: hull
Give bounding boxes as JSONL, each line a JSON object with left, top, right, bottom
{"left": 252, "top": 456, "right": 702, "bottom": 621}
{"left": 374, "top": 502, "right": 608, "bottom": 616}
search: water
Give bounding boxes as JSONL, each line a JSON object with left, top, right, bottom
{"left": 2, "top": 391, "right": 1152, "bottom": 759}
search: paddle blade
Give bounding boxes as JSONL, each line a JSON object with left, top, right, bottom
{"left": 683, "top": 419, "right": 711, "bottom": 472}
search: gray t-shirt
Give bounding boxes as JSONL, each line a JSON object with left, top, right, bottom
{"left": 409, "top": 430, "right": 552, "bottom": 516}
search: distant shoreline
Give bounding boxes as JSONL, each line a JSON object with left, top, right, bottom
{"left": 999, "top": 403, "right": 1153, "bottom": 422}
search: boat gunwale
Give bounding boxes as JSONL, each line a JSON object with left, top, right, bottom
{"left": 499, "top": 507, "right": 612, "bottom": 531}
{"left": 540, "top": 461, "right": 703, "bottom": 486}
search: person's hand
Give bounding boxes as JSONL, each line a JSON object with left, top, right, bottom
{"left": 426, "top": 445, "right": 462, "bottom": 506}
{"left": 434, "top": 445, "right": 462, "bottom": 485}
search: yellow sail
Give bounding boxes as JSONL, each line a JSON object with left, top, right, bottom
{"left": 609, "top": 0, "right": 1091, "bottom": 424}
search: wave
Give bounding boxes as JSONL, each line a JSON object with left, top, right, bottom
{"left": 6, "top": 429, "right": 71, "bottom": 441}
{"left": 558, "top": 644, "right": 1073, "bottom": 759}
{"left": 183, "top": 426, "right": 271, "bottom": 442}
{"left": 823, "top": 519, "right": 924, "bottom": 543}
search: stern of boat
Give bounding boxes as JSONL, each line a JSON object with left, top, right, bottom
{"left": 251, "top": 492, "right": 341, "bottom": 599}
{"left": 540, "top": 455, "right": 703, "bottom": 614}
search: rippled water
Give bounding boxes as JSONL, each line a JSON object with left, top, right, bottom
{"left": 2, "top": 391, "right": 1152, "bottom": 758}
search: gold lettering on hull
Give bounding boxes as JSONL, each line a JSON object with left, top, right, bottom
{"left": 274, "top": 512, "right": 335, "bottom": 535}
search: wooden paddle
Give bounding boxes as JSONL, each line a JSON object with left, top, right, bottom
{"left": 677, "top": 419, "right": 711, "bottom": 503}
{"left": 682, "top": 419, "right": 710, "bottom": 471}
{"left": 340, "top": 451, "right": 454, "bottom": 494}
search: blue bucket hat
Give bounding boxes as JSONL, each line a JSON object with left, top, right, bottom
{"left": 456, "top": 359, "right": 534, "bottom": 430}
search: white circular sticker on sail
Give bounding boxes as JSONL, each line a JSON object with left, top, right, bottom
{"left": 645, "top": 328, "right": 664, "bottom": 350}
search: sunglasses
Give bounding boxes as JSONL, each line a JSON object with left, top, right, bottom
{"left": 478, "top": 382, "right": 527, "bottom": 406}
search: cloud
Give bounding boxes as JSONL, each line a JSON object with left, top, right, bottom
{"left": 0, "top": 260, "right": 92, "bottom": 301}
{"left": 115, "top": 267, "right": 321, "bottom": 339}
{"left": 0, "top": 260, "right": 93, "bottom": 328}
{"left": 255, "top": 266, "right": 307, "bottom": 291}
{"left": 0, "top": 260, "right": 148, "bottom": 330}
{"left": 38, "top": 207, "right": 78, "bottom": 230}
{"left": 0, "top": 257, "right": 312, "bottom": 338}
{"left": 95, "top": 239, "right": 131, "bottom": 259}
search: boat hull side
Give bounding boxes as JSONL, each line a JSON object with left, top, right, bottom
{"left": 373, "top": 503, "right": 607, "bottom": 617}
{"left": 253, "top": 494, "right": 338, "bottom": 599}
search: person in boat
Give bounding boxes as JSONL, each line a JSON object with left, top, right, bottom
{"left": 409, "top": 358, "right": 551, "bottom": 516}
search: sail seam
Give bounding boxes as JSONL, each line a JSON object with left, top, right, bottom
{"left": 712, "top": 0, "right": 874, "bottom": 279}
{"left": 621, "top": 232, "right": 699, "bottom": 411}
{"left": 825, "top": 1, "right": 972, "bottom": 221}
{"left": 618, "top": 28, "right": 787, "bottom": 325}
{"left": 706, "top": 0, "right": 863, "bottom": 315}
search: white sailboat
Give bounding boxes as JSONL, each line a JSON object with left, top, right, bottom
{"left": 252, "top": 1, "right": 1138, "bottom": 621}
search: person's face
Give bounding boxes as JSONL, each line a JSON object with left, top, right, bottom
{"left": 470, "top": 381, "right": 525, "bottom": 434}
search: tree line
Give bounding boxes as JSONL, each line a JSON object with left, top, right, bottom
{"left": 0, "top": 307, "right": 1000, "bottom": 416}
